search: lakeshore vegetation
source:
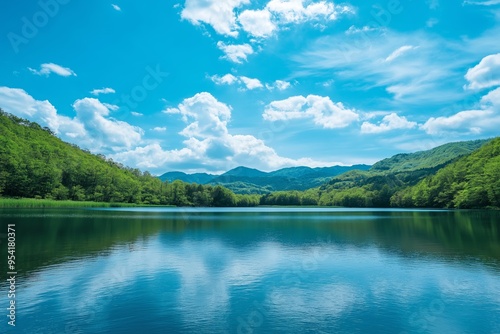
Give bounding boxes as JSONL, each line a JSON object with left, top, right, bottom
{"left": 1, "top": 109, "right": 499, "bottom": 209}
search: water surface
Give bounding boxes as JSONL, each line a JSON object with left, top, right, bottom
{"left": 1, "top": 208, "right": 499, "bottom": 333}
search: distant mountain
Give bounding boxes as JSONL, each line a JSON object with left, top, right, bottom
{"left": 158, "top": 171, "right": 215, "bottom": 184}
{"left": 158, "top": 164, "right": 371, "bottom": 194}
{"left": 221, "top": 166, "right": 268, "bottom": 178}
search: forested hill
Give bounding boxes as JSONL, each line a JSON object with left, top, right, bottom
{"left": 391, "top": 137, "right": 500, "bottom": 208}
{"left": 159, "top": 164, "right": 372, "bottom": 194}
{"left": 371, "top": 139, "right": 488, "bottom": 173}
{"left": 0, "top": 110, "right": 258, "bottom": 206}
{"left": 261, "top": 139, "right": 492, "bottom": 207}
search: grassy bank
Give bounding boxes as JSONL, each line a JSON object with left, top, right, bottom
{"left": 0, "top": 198, "right": 146, "bottom": 208}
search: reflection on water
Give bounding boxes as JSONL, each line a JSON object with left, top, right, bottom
{"left": 0, "top": 208, "right": 499, "bottom": 333}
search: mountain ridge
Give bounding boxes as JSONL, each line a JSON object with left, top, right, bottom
{"left": 158, "top": 164, "right": 372, "bottom": 194}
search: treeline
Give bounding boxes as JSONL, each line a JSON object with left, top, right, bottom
{"left": 391, "top": 137, "right": 500, "bottom": 208}
{"left": 0, "top": 110, "right": 258, "bottom": 207}
{"left": 1, "top": 110, "right": 498, "bottom": 209}
{"left": 258, "top": 138, "right": 499, "bottom": 209}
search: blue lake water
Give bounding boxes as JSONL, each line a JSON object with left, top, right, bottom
{"left": 1, "top": 208, "right": 499, "bottom": 333}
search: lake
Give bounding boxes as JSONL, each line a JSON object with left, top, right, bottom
{"left": 1, "top": 208, "right": 499, "bottom": 333}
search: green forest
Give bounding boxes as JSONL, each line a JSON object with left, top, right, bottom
{"left": 261, "top": 139, "right": 499, "bottom": 208}
{"left": 1, "top": 109, "right": 499, "bottom": 209}
{"left": 0, "top": 110, "right": 259, "bottom": 207}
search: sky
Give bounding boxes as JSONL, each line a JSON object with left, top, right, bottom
{"left": 1, "top": 0, "right": 500, "bottom": 174}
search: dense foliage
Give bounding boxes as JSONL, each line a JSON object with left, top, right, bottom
{"left": 391, "top": 138, "right": 500, "bottom": 208}
{"left": 259, "top": 139, "right": 494, "bottom": 208}
{"left": 0, "top": 110, "right": 258, "bottom": 207}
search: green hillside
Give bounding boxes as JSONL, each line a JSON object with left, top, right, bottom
{"left": 261, "top": 139, "right": 491, "bottom": 207}
{"left": 391, "top": 137, "right": 500, "bottom": 208}
{"left": 371, "top": 140, "right": 488, "bottom": 173}
{"left": 0, "top": 110, "right": 258, "bottom": 207}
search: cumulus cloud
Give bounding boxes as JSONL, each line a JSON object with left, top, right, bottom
{"left": 0, "top": 87, "right": 143, "bottom": 152}
{"left": 420, "top": 109, "right": 491, "bottom": 135}
{"left": 0, "top": 86, "right": 84, "bottom": 138}
{"left": 72, "top": 98, "right": 144, "bottom": 150}
{"left": 239, "top": 76, "right": 263, "bottom": 90}
{"left": 238, "top": 9, "right": 276, "bottom": 37}
{"left": 164, "top": 92, "right": 231, "bottom": 138}
{"left": 266, "top": 80, "right": 291, "bottom": 91}
{"left": 209, "top": 73, "right": 239, "bottom": 85}
{"left": 181, "top": 0, "right": 249, "bottom": 37}
{"left": 114, "top": 92, "right": 340, "bottom": 172}
{"left": 91, "top": 88, "right": 116, "bottom": 96}
{"left": 263, "top": 95, "right": 359, "bottom": 129}
{"left": 28, "top": 63, "right": 77, "bottom": 77}
{"left": 216, "top": 42, "right": 254, "bottom": 63}
{"left": 266, "top": 0, "right": 351, "bottom": 24}
{"left": 180, "top": 0, "right": 352, "bottom": 39}
{"left": 111, "top": 4, "right": 121, "bottom": 11}
{"left": 361, "top": 113, "right": 417, "bottom": 134}
{"left": 210, "top": 74, "right": 288, "bottom": 91}
{"left": 421, "top": 86, "right": 500, "bottom": 135}
{"left": 465, "top": 53, "right": 500, "bottom": 90}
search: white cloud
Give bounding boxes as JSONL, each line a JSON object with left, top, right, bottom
{"left": 239, "top": 76, "right": 263, "bottom": 90}
{"left": 421, "top": 87, "right": 500, "bottom": 135}
{"left": 117, "top": 92, "right": 340, "bottom": 172}
{"left": 163, "top": 92, "right": 231, "bottom": 138}
{"left": 181, "top": 0, "right": 249, "bottom": 37}
{"left": 263, "top": 95, "right": 359, "bottom": 129}
{"left": 91, "top": 88, "right": 116, "bottom": 96}
{"left": 266, "top": 0, "right": 350, "bottom": 24}
{"left": 216, "top": 42, "right": 254, "bottom": 63}
{"left": 238, "top": 9, "right": 276, "bottom": 37}
{"left": 481, "top": 86, "right": 500, "bottom": 105}
{"left": 180, "top": 0, "right": 352, "bottom": 40}
{"left": 266, "top": 79, "right": 291, "bottom": 91}
{"left": 131, "top": 111, "right": 143, "bottom": 116}
{"left": 111, "top": 4, "right": 121, "bottom": 11}
{"left": 361, "top": 113, "right": 417, "bottom": 134}
{"left": 28, "top": 63, "right": 76, "bottom": 77}
{"left": 0, "top": 87, "right": 145, "bottom": 153}
{"left": 0, "top": 86, "right": 84, "bottom": 138}
{"left": 152, "top": 127, "right": 167, "bottom": 132}
{"left": 385, "top": 45, "right": 417, "bottom": 62}
{"left": 420, "top": 109, "right": 492, "bottom": 135}
{"left": 464, "top": 53, "right": 500, "bottom": 90}
{"left": 72, "top": 98, "right": 144, "bottom": 150}
{"left": 210, "top": 73, "right": 239, "bottom": 85}
{"left": 211, "top": 74, "right": 288, "bottom": 91}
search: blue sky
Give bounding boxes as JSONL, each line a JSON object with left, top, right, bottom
{"left": 1, "top": 0, "right": 500, "bottom": 174}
